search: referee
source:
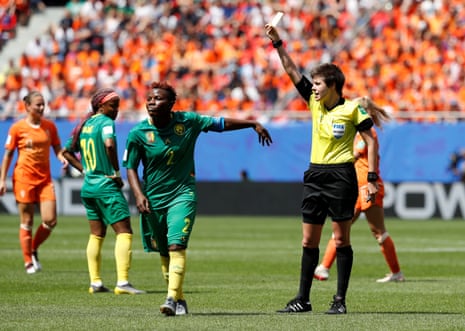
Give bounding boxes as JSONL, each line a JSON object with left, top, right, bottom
{"left": 265, "top": 23, "right": 378, "bottom": 314}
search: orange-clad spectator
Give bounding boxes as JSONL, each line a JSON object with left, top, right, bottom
{"left": 4, "top": 70, "right": 22, "bottom": 92}
{"left": 285, "top": 96, "right": 308, "bottom": 112}
{"left": 0, "top": 91, "right": 68, "bottom": 274}
{"left": 72, "top": 89, "right": 93, "bottom": 121}
{"left": 1, "top": 5, "right": 17, "bottom": 42}
{"left": 48, "top": 88, "right": 75, "bottom": 118}
{"left": 4, "top": 1, "right": 465, "bottom": 121}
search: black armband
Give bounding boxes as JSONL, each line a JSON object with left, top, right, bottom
{"left": 272, "top": 40, "right": 283, "bottom": 48}
{"left": 367, "top": 172, "right": 379, "bottom": 182}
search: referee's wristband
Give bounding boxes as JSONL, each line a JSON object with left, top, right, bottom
{"left": 272, "top": 40, "right": 283, "bottom": 48}
{"left": 367, "top": 172, "right": 379, "bottom": 182}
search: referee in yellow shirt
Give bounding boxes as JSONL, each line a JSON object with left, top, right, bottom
{"left": 265, "top": 23, "right": 378, "bottom": 314}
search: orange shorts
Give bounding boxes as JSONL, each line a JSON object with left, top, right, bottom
{"left": 13, "top": 180, "right": 56, "bottom": 204}
{"left": 355, "top": 180, "right": 384, "bottom": 211}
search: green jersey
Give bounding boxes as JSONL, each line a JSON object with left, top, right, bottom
{"left": 309, "top": 95, "right": 371, "bottom": 164}
{"left": 65, "top": 113, "right": 121, "bottom": 197}
{"left": 123, "top": 112, "right": 214, "bottom": 209}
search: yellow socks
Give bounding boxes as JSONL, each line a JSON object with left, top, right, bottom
{"left": 160, "top": 255, "right": 170, "bottom": 284}
{"left": 87, "top": 234, "right": 104, "bottom": 285}
{"left": 167, "top": 250, "right": 186, "bottom": 301}
{"left": 115, "top": 233, "right": 133, "bottom": 285}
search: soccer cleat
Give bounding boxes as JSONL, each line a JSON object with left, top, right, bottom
{"left": 89, "top": 285, "right": 111, "bottom": 294}
{"left": 277, "top": 297, "right": 312, "bottom": 313}
{"left": 376, "top": 271, "right": 405, "bottom": 283}
{"left": 25, "top": 263, "right": 36, "bottom": 274}
{"left": 114, "top": 283, "right": 146, "bottom": 295}
{"left": 313, "top": 264, "right": 329, "bottom": 281}
{"left": 160, "top": 297, "right": 176, "bottom": 316}
{"left": 176, "top": 299, "right": 188, "bottom": 315}
{"left": 325, "top": 296, "right": 347, "bottom": 314}
{"left": 32, "top": 251, "right": 42, "bottom": 272}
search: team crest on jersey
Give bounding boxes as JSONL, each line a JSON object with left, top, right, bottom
{"left": 145, "top": 132, "right": 155, "bottom": 143}
{"left": 174, "top": 124, "right": 185, "bottom": 136}
{"left": 332, "top": 123, "right": 345, "bottom": 139}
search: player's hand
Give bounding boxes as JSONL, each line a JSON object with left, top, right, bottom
{"left": 254, "top": 124, "right": 273, "bottom": 146}
{"left": 106, "top": 173, "right": 124, "bottom": 188}
{"left": 135, "top": 194, "right": 151, "bottom": 214}
{"left": 0, "top": 182, "right": 6, "bottom": 196}
{"left": 366, "top": 182, "right": 378, "bottom": 202}
{"left": 264, "top": 24, "right": 280, "bottom": 42}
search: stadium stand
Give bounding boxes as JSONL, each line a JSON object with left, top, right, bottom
{"left": 0, "top": 0, "right": 464, "bottom": 122}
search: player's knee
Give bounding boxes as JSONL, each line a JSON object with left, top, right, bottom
{"left": 43, "top": 220, "right": 57, "bottom": 229}
{"left": 168, "top": 244, "right": 186, "bottom": 251}
{"left": 376, "top": 232, "right": 389, "bottom": 244}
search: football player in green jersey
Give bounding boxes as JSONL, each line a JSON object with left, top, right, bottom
{"left": 266, "top": 23, "right": 378, "bottom": 314}
{"left": 123, "top": 81, "right": 272, "bottom": 316}
{"left": 62, "top": 88, "right": 145, "bottom": 295}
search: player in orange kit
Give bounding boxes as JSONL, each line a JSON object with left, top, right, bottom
{"left": 0, "top": 91, "right": 68, "bottom": 274}
{"left": 314, "top": 97, "right": 405, "bottom": 283}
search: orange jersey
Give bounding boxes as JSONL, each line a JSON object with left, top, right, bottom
{"left": 354, "top": 127, "right": 383, "bottom": 210}
{"left": 5, "top": 118, "right": 61, "bottom": 185}
{"left": 353, "top": 127, "right": 380, "bottom": 186}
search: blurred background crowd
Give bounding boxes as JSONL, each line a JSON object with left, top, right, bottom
{"left": 1, "top": 0, "right": 464, "bottom": 122}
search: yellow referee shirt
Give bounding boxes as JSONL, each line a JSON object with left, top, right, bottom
{"left": 309, "top": 96, "right": 371, "bottom": 164}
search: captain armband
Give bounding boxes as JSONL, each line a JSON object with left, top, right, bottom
{"left": 209, "top": 117, "right": 225, "bottom": 132}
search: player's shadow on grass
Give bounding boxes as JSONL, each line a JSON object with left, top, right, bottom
{"left": 189, "top": 312, "right": 271, "bottom": 316}
{"left": 354, "top": 311, "right": 462, "bottom": 315}
{"left": 139, "top": 290, "right": 167, "bottom": 294}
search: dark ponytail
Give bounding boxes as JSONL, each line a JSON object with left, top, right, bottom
{"left": 70, "top": 112, "right": 93, "bottom": 151}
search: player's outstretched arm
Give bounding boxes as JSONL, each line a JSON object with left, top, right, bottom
{"left": 223, "top": 118, "right": 272, "bottom": 146}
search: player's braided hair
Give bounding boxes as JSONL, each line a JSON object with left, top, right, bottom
{"left": 70, "top": 88, "right": 119, "bottom": 150}
{"left": 90, "top": 88, "right": 119, "bottom": 112}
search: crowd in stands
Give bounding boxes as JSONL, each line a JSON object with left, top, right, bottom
{"left": 1, "top": 0, "right": 45, "bottom": 50}
{"left": 0, "top": 0, "right": 465, "bottom": 122}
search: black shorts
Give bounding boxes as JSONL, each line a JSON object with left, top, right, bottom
{"left": 301, "top": 163, "right": 358, "bottom": 224}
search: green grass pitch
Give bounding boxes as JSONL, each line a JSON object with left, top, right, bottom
{"left": 1, "top": 214, "right": 464, "bottom": 330}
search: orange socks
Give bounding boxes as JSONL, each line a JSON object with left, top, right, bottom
{"left": 321, "top": 232, "right": 401, "bottom": 275}
{"left": 379, "top": 234, "right": 401, "bottom": 274}
{"left": 320, "top": 237, "right": 337, "bottom": 269}
{"left": 19, "top": 225, "right": 33, "bottom": 265}
{"left": 32, "top": 223, "right": 53, "bottom": 252}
